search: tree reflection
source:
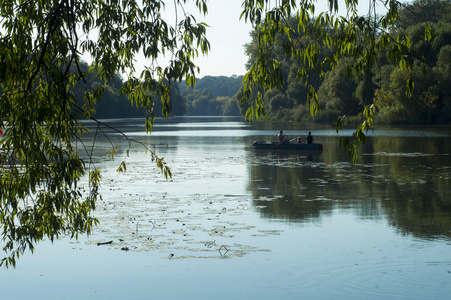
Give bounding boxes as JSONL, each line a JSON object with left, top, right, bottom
{"left": 247, "top": 134, "right": 451, "bottom": 240}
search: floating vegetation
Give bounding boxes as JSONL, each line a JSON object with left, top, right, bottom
{"left": 372, "top": 152, "right": 435, "bottom": 157}
{"left": 85, "top": 185, "right": 280, "bottom": 259}
{"left": 257, "top": 230, "right": 283, "bottom": 235}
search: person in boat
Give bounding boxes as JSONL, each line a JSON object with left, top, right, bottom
{"left": 306, "top": 131, "right": 314, "bottom": 144}
{"left": 297, "top": 137, "right": 302, "bottom": 144}
{"left": 278, "top": 130, "right": 289, "bottom": 143}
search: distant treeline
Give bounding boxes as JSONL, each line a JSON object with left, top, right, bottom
{"left": 179, "top": 75, "right": 243, "bottom": 116}
{"left": 70, "top": 62, "right": 186, "bottom": 119}
{"left": 70, "top": 64, "right": 244, "bottom": 119}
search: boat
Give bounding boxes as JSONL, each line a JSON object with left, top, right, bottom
{"left": 252, "top": 140, "right": 323, "bottom": 151}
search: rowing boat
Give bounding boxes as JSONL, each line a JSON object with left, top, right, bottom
{"left": 252, "top": 140, "right": 323, "bottom": 151}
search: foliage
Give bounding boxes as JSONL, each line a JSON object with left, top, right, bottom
{"left": 181, "top": 75, "right": 243, "bottom": 116}
{"left": 318, "top": 59, "right": 361, "bottom": 114}
{"left": 0, "top": 0, "right": 209, "bottom": 267}
{"left": 217, "top": 96, "right": 242, "bottom": 116}
{"left": 74, "top": 73, "right": 240, "bottom": 118}
{"left": 239, "top": 0, "right": 435, "bottom": 161}
{"left": 242, "top": 16, "right": 324, "bottom": 121}
{"left": 373, "top": 0, "right": 451, "bottom": 124}
{"left": 1, "top": 0, "right": 450, "bottom": 268}
{"left": 180, "top": 75, "right": 244, "bottom": 98}
{"left": 183, "top": 89, "right": 219, "bottom": 115}
{"left": 70, "top": 61, "right": 186, "bottom": 118}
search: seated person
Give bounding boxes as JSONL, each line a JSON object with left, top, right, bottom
{"left": 297, "top": 137, "right": 302, "bottom": 144}
{"left": 278, "top": 130, "right": 288, "bottom": 142}
{"left": 307, "top": 131, "right": 314, "bottom": 144}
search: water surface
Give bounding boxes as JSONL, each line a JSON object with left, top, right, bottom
{"left": 1, "top": 117, "right": 450, "bottom": 299}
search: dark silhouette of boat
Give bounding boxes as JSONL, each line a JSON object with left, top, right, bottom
{"left": 252, "top": 140, "right": 323, "bottom": 151}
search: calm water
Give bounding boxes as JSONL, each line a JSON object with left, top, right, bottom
{"left": 1, "top": 117, "right": 451, "bottom": 299}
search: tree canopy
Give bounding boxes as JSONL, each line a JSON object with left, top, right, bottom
{"left": 0, "top": 0, "right": 438, "bottom": 267}
{"left": 239, "top": 0, "right": 434, "bottom": 158}
{"left": 0, "top": 0, "right": 209, "bottom": 267}
{"left": 240, "top": 0, "right": 451, "bottom": 126}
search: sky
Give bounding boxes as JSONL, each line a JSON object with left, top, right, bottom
{"left": 144, "top": 0, "right": 255, "bottom": 78}
{"left": 85, "top": 1, "right": 387, "bottom": 79}
{"left": 154, "top": 0, "right": 385, "bottom": 78}
{"left": 176, "top": 0, "right": 254, "bottom": 78}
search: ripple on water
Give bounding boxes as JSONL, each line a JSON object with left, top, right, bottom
{"left": 254, "top": 254, "right": 451, "bottom": 299}
{"left": 310, "top": 259, "right": 451, "bottom": 299}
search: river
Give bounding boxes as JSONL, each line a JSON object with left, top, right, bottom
{"left": 1, "top": 116, "right": 450, "bottom": 299}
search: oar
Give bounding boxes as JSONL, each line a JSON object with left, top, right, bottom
{"left": 274, "top": 137, "right": 295, "bottom": 148}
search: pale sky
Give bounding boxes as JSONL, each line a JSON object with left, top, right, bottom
{"left": 112, "top": 0, "right": 254, "bottom": 79}
{"left": 180, "top": 0, "right": 254, "bottom": 77}
{"left": 159, "top": 0, "right": 384, "bottom": 78}
{"left": 84, "top": 1, "right": 386, "bottom": 79}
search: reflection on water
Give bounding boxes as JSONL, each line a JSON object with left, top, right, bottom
{"left": 248, "top": 130, "right": 451, "bottom": 240}
{"left": 2, "top": 117, "right": 451, "bottom": 299}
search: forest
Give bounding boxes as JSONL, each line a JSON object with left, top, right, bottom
{"left": 78, "top": 0, "right": 451, "bottom": 125}
{"left": 239, "top": 0, "right": 451, "bottom": 125}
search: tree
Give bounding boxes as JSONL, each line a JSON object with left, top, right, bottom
{"left": 434, "top": 45, "right": 451, "bottom": 122}
{"left": 242, "top": 15, "right": 327, "bottom": 121}
{"left": 0, "top": 0, "right": 209, "bottom": 267}
{"left": 0, "top": 0, "right": 439, "bottom": 268}
{"left": 239, "top": 0, "right": 434, "bottom": 159}
{"left": 180, "top": 75, "right": 245, "bottom": 98}
{"left": 71, "top": 61, "right": 147, "bottom": 119}
{"left": 186, "top": 89, "right": 219, "bottom": 115}
{"left": 318, "top": 59, "right": 362, "bottom": 115}
{"left": 372, "top": 0, "right": 451, "bottom": 124}
{"left": 217, "top": 96, "right": 241, "bottom": 116}
{"left": 395, "top": 0, "right": 451, "bottom": 29}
